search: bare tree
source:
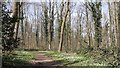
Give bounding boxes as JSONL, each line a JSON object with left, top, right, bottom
{"left": 42, "top": 2, "right": 49, "bottom": 49}
{"left": 113, "top": 2, "right": 118, "bottom": 47}
{"left": 88, "top": 2, "right": 102, "bottom": 49}
{"left": 58, "top": 0, "right": 69, "bottom": 52}
{"left": 108, "top": 1, "right": 113, "bottom": 47}
{"left": 58, "top": 0, "right": 64, "bottom": 42}
{"left": 20, "top": 3, "right": 25, "bottom": 48}
{"left": 48, "top": 0, "right": 55, "bottom": 50}
{"left": 85, "top": 2, "right": 92, "bottom": 49}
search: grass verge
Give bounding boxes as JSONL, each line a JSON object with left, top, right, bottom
{"left": 44, "top": 51, "right": 109, "bottom": 66}
{"left": 3, "top": 51, "right": 35, "bottom": 66}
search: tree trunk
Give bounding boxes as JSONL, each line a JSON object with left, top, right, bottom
{"left": 66, "top": 3, "right": 71, "bottom": 52}
{"left": 48, "top": 1, "right": 54, "bottom": 50}
{"left": 58, "top": 0, "right": 69, "bottom": 52}
{"left": 113, "top": 2, "right": 118, "bottom": 47}
{"left": 85, "top": 2, "right": 91, "bottom": 49}
{"left": 12, "top": 0, "right": 20, "bottom": 39}
{"left": 58, "top": 0, "right": 64, "bottom": 42}
{"left": 20, "top": 3, "right": 25, "bottom": 48}
{"left": 88, "top": 2, "right": 102, "bottom": 49}
{"left": 43, "top": 2, "right": 48, "bottom": 49}
{"left": 108, "top": 1, "right": 113, "bottom": 47}
{"left": 117, "top": 1, "right": 120, "bottom": 65}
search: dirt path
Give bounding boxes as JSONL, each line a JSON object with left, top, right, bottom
{"left": 3, "top": 52, "right": 63, "bottom": 68}
{"left": 29, "top": 52, "right": 62, "bottom": 66}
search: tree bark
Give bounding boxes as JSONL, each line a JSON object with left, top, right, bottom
{"left": 117, "top": 1, "right": 120, "bottom": 65}
{"left": 12, "top": 0, "right": 20, "bottom": 39}
{"left": 58, "top": 0, "right": 69, "bottom": 52}
{"left": 85, "top": 2, "right": 91, "bottom": 49}
{"left": 108, "top": 1, "right": 112, "bottom": 47}
{"left": 48, "top": 1, "right": 54, "bottom": 50}
{"left": 88, "top": 2, "right": 102, "bottom": 49}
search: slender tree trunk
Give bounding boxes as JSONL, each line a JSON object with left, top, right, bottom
{"left": 76, "top": 11, "right": 82, "bottom": 50}
{"left": 113, "top": 2, "right": 118, "bottom": 47}
{"left": 58, "top": 0, "right": 69, "bottom": 52}
{"left": 0, "top": 2, "right": 2, "bottom": 51}
{"left": 20, "top": 3, "right": 25, "bottom": 48}
{"left": 36, "top": 24, "right": 39, "bottom": 48}
{"left": 34, "top": 3, "right": 39, "bottom": 48}
{"left": 58, "top": 0, "right": 64, "bottom": 41}
{"left": 48, "top": 1, "right": 54, "bottom": 50}
{"left": 108, "top": 1, "right": 113, "bottom": 47}
{"left": 85, "top": 2, "right": 91, "bottom": 48}
{"left": 48, "top": 1, "right": 52, "bottom": 50}
{"left": 66, "top": 2, "right": 71, "bottom": 52}
{"left": 43, "top": 2, "right": 48, "bottom": 48}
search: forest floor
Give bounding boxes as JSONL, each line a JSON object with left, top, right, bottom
{"left": 29, "top": 51, "right": 62, "bottom": 66}
{"left": 3, "top": 50, "right": 112, "bottom": 68}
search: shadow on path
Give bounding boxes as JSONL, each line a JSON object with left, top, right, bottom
{"left": 3, "top": 53, "right": 64, "bottom": 68}
{"left": 3, "top": 59, "right": 64, "bottom": 68}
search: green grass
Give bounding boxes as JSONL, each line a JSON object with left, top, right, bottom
{"left": 3, "top": 51, "right": 35, "bottom": 66}
{"left": 44, "top": 51, "right": 109, "bottom": 66}
{"left": 3, "top": 50, "right": 111, "bottom": 66}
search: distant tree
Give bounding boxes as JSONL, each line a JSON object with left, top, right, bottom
{"left": 66, "top": 3, "right": 71, "bottom": 51}
{"left": 20, "top": 3, "right": 25, "bottom": 48}
{"left": 43, "top": 2, "right": 49, "bottom": 49}
{"left": 77, "top": 11, "right": 83, "bottom": 50}
{"left": 113, "top": 2, "right": 118, "bottom": 48}
{"left": 108, "top": 1, "right": 113, "bottom": 47}
{"left": 85, "top": 2, "right": 92, "bottom": 50}
{"left": 48, "top": 0, "right": 55, "bottom": 50}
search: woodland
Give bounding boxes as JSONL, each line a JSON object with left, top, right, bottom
{"left": 0, "top": 0, "right": 120, "bottom": 67}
